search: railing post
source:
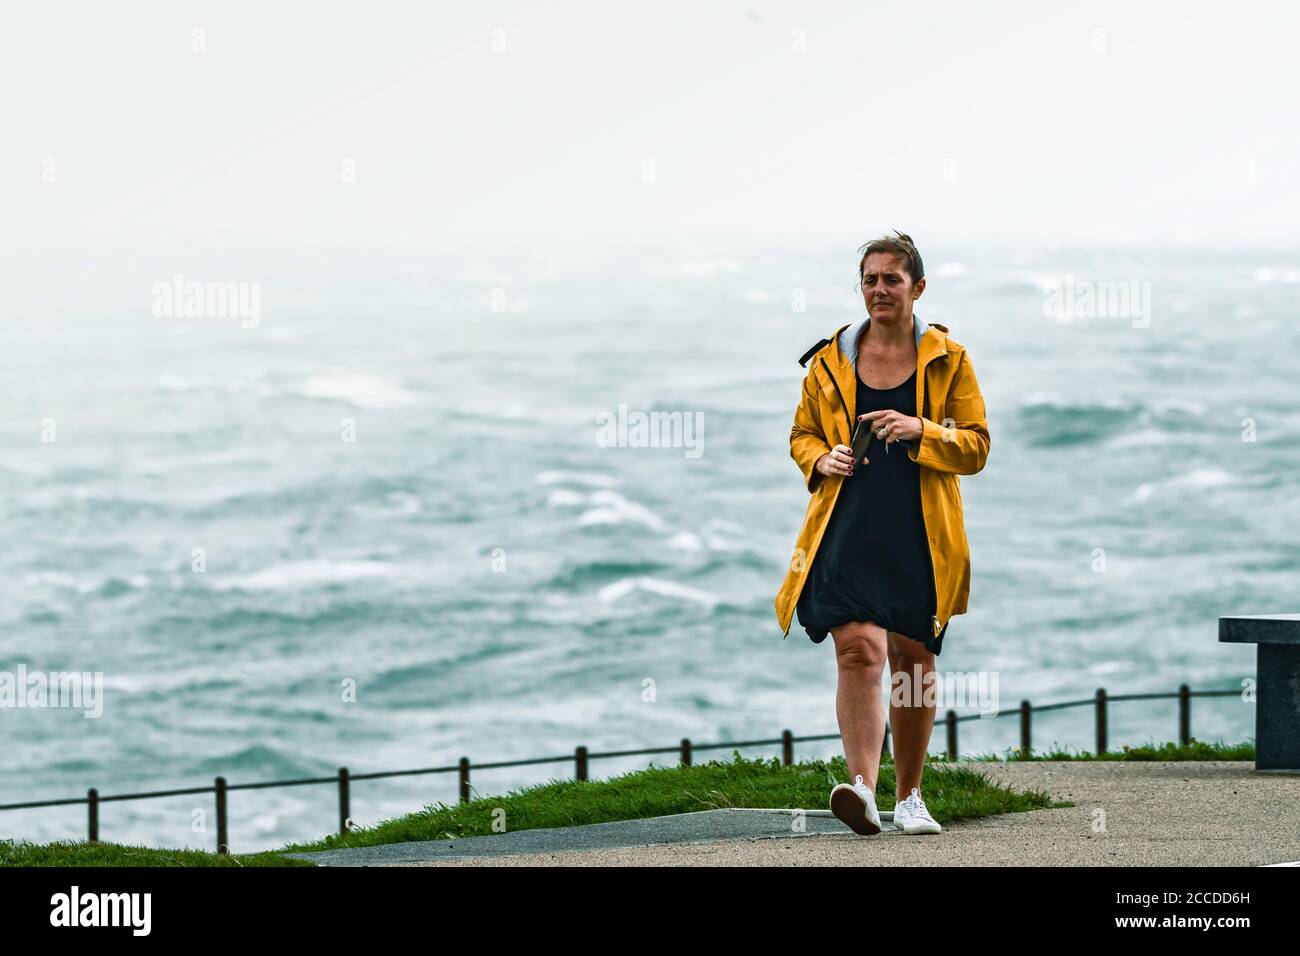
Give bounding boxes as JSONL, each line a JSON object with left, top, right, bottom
{"left": 680, "top": 738, "right": 692, "bottom": 767}
{"left": 338, "top": 767, "right": 350, "bottom": 836}
{"left": 215, "top": 776, "right": 228, "bottom": 855}
{"left": 945, "top": 710, "right": 958, "bottom": 761}
{"left": 1095, "top": 688, "right": 1108, "bottom": 755}
{"left": 781, "top": 729, "right": 793, "bottom": 766}
{"left": 575, "top": 746, "right": 588, "bottom": 782}
{"left": 1019, "top": 700, "right": 1031, "bottom": 758}
{"left": 458, "top": 757, "right": 470, "bottom": 803}
{"left": 1178, "top": 684, "right": 1191, "bottom": 746}
{"left": 87, "top": 788, "right": 98, "bottom": 844}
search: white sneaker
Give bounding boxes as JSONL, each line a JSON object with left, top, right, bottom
{"left": 829, "top": 773, "right": 882, "bottom": 835}
{"left": 893, "top": 787, "right": 941, "bottom": 834}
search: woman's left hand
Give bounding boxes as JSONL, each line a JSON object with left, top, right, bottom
{"left": 857, "top": 409, "right": 923, "bottom": 446}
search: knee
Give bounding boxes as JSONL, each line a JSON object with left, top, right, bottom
{"left": 834, "top": 632, "right": 887, "bottom": 673}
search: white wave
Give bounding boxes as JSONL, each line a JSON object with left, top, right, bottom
{"left": 24, "top": 571, "right": 95, "bottom": 593}
{"left": 1132, "top": 468, "right": 1236, "bottom": 503}
{"left": 535, "top": 470, "right": 619, "bottom": 488}
{"left": 546, "top": 489, "right": 586, "bottom": 507}
{"left": 97, "top": 673, "right": 152, "bottom": 693}
{"left": 293, "top": 373, "right": 418, "bottom": 409}
{"left": 1088, "top": 660, "right": 1131, "bottom": 675}
{"left": 578, "top": 490, "right": 666, "bottom": 530}
{"left": 212, "top": 560, "right": 393, "bottom": 591}
{"left": 701, "top": 518, "right": 748, "bottom": 551}
{"left": 1174, "top": 468, "right": 1237, "bottom": 488}
{"left": 1109, "top": 428, "right": 1177, "bottom": 448}
{"left": 98, "top": 667, "right": 215, "bottom": 694}
{"left": 597, "top": 575, "right": 720, "bottom": 608}
{"left": 1152, "top": 397, "right": 1206, "bottom": 416}
{"left": 668, "top": 531, "right": 703, "bottom": 550}
{"left": 248, "top": 811, "right": 284, "bottom": 836}
{"left": 22, "top": 571, "right": 147, "bottom": 593}
{"left": 1019, "top": 390, "right": 1065, "bottom": 407}
{"left": 703, "top": 532, "right": 743, "bottom": 551}
{"left": 386, "top": 492, "right": 422, "bottom": 514}
{"left": 577, "top": 507, "right": 655, "bottom": 529}
{"left": 1020, "top": 393, "right": 1130, "bottom": 412}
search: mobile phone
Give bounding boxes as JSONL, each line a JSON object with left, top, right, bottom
{"left": 849, "top": 419, "right": 872, "bottom": 468}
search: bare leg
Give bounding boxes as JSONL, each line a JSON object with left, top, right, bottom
{"left": 886, "top": 631, "right": 937, "bottom": 800}
{"left": 830, "top": 620, "right": 888, "bottom": 791}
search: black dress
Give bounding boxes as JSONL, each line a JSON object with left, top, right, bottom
{"left": 795, "top": 368, "right": 948, "bottom": 655}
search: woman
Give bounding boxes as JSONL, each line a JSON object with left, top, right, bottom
{"left": 772, "top": 232, "right": 990, "bottom": 837}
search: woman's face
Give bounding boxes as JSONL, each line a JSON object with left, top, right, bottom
{"left": 861, "top": 252, "right": 925, "bottom": 322}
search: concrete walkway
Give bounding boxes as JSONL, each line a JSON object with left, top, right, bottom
{"left": 284, "top": 761, "right": 1300, "bottom": 867}
{"left": 283, "top": 807, "right": 860, "bottom": 866}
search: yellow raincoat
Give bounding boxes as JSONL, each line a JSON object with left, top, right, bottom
{"left": 774, "top": 313, "right": 990, "bottom": 639}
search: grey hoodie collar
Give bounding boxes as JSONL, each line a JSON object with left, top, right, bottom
{"left": 837, "top": 312, "right": 927, "bottom": 367}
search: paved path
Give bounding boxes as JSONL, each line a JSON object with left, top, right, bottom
{"left": 285, "top": 761, "right": 1300, "bottom": 867}
{"left": 283, "top": 807, "right": 859, "bottom": 866}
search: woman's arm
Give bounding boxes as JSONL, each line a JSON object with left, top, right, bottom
{"left": 906, "top": 350, "right": 990, "bottom": 476}
{"left": 790, "top": 366, "right": 833, "bottom": 493}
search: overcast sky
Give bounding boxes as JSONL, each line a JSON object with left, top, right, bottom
{"left": 3, "top": 0, "right": 1297, "bottom": 279}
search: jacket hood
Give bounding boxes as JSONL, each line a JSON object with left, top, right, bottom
{"left": 798, "top": 313, "right": 951, "bottom": 369}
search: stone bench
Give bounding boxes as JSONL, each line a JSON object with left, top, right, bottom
{"left": 1219, "top": 614, "right": 1300, "bottom": 772}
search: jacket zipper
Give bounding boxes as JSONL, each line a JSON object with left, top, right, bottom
{"left": 819, "top": 356, "right": 854, "bottom": 443}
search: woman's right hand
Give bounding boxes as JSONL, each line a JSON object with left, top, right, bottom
{"left": 815, "top": 444, "right": 863, "bottom": 479}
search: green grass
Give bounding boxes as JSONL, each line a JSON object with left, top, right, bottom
{"left": 0, "top": 839, "right": 316, "bottom": 868}
{"left": 0, "top": 739, "right": 1255, "bottom": 866}
{"left": 962, "top": 737, "right": 1254, "bottom": 762}
{"left": 278, "top": 750, "right": 1064, "bottom": 856}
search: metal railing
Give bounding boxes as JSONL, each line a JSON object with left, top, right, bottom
{"left": 0, "top": 683, "right": 1244, "bottom": 854}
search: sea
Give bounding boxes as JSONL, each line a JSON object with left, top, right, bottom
{"left": 1, "top": 237, "right": 1295, "bottom": 852}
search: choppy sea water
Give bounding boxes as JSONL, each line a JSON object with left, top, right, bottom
{"left": 2, "top": 239, "right": 1295, "bottom": 851}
